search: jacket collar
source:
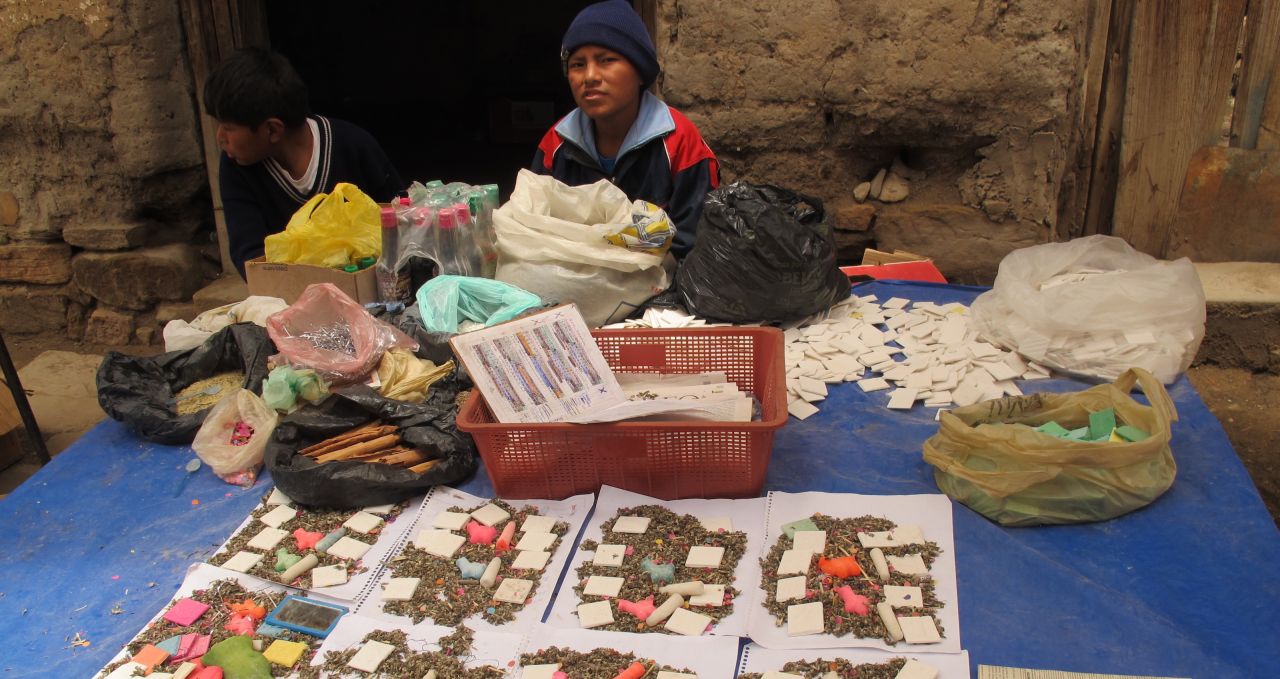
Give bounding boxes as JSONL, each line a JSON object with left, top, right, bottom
{"left": 555, "top": 91, "right": 674, "bottom": 164}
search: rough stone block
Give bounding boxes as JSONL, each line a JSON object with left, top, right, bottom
{"left": 84, "top": 307, "right": 136, "bottom": 345}
{"left": 192, "top": 274, "right": 251, "bottom": 310}
{"left": 0, "top": 285, "right": 66, "bottom": 334}
{"left": 62, "top": 221, "right": 152, "bottom": 251}
{"left": 0, "top": 191, "right": 18, "bottom": 226}
{"left": 155, "top": 302, "right": 200, "bottom": 324}
{"left": 0, "top": 243, "right": 72, "bottom": 284}
{"left": 833, "top": 203, "right": 877, "bottom": 232}
{"left": 874, "top": 203, "right": 1045, "bottom": 284}
{"left": 72, "top": 244, "right": 203, "bottom": 310}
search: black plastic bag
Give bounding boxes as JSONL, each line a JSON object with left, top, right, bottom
{"left": 96, "top": 323, "right": 273, "bottom": 444}
{"left": 265, "top": 376, "right": 477, "bottom": 508}
{"left": 676, "top": 182, "right": 850, "bottom": 323}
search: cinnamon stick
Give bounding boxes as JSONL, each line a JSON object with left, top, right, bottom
{"left": 315, "top": 434, "right": 400, "bottom": 463}
{"left": 408, "top": 460, "right": 439, "bottom": 474}
{"left": 299, "top": 425, "right": 397, "bottom": 457}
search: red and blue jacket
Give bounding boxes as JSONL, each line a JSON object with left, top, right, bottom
{"left": 531, "top": 92, "right": 720, "bottom": 258}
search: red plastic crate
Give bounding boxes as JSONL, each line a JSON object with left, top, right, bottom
{"left": 456, "top": 327, "right": 788, "bottom": 500}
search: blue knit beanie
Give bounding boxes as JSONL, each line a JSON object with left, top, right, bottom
{"left": 562, "top": 0, "right": 660, "bottom": 88}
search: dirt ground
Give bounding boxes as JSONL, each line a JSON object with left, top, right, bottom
{"left": 3, "top": 335, "right": 1277, "bottom": 527}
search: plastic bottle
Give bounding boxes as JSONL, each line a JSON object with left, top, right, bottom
{"left": 452, "top": 205, "right": 485, "bottom": 275}
{"left": 376, "top": 206, "right": 410, "bottom": 302}
{"left": 434, "top": 207, "right": 474, "bottom": 277}
{"left": 466, "top": 195, "right": 498, "bottom": 278}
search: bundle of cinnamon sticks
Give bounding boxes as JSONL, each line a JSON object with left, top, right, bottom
{"left": 297, "top": 421, "right": 438, "bottom": 473}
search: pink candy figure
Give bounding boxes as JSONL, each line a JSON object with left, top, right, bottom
{"left": 466, "top": 520, "right": 498, "bottom": 545}
{"left": 617, "top": 596, "right": 657, "bottom": 620}
{"left": 834, "top": 586, "right": 871, "bottom": 616}
{"left": 495, "top": 522, "right": 517, "bottom": 552}
{"left": 293, "top": 528, "right": 324, "bottom": 551}
{"left": 223, "top": 613, "right": 256, "bottom": 636}
{"left": 552, "top": 673, "right": 568, "bottom": 679}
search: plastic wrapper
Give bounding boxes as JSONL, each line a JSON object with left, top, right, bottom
{"left": 494, "top": 169, "right": 672, "bottom": 327}
{"left": 261, "top": 365, "right": 329, "bottom": 414}
{"left": 191, "top": 389, "right": 279, "bottom": 486}
{"left": 969, "top": 235, "right": 1206, "bottom": 384}
{"left": 264, "top": 182, "right": 381, "bottom": 267}
{"left": 923, "top": 368, "right": 1178, "bottom": 526}
{"left": 97, "top": 324, "right": 273, "bottom": 444}
{"left": 676, "top": 182, "right": 849, "bottom": 323}
{"left": 376, "top": 349, "right": 454, "bottom": 403}
{"left": 266, "top": 283, "right": 418, "bottom": 385}
{"left": 265, "top": 378, "right": 477, "bottom": 508}
{"left": 415, "top": 275, "right": 542, "bottom": 334}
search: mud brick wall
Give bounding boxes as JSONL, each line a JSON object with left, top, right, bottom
{"left": 654, "top": 0, "right": 1092, "bottom": 283}
{"left": 0, "top": 0, "right": 213, "bottom": 343}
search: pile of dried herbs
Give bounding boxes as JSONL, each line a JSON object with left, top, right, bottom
{"left": 739, "top": 657, "right": 909, "bottom": 679}
{"left": 297, "top": 627, "right": 505, "bottom": 679}
{"left": 383, "top": 500, "right": 569, "bottom": 626}
{"left": 208, "top": 496, "right": 407, "bottom": 589}
{"left": 757, "top": 513, "right": 945, "bottom": 643}
{"left": 572, "top": 504, "right": 747, "bottom": 633}
{"left": 98, "top": 578, "right": 320, "bottom": 678}
{"left": 520, "top": 646, "right": 693, "bottom": 678}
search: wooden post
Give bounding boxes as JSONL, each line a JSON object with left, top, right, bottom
{"left": 1056, "top": 0, "right": 1117, "bottom": 240}
{"left": 1230, "top": 0, "right": 1280, "bottom": 150}
{"left": 1110, "top": 0, "right": 1246, "bottom": 256}
{"left": 179, "top": 0, "right": 270, "bottom": 277}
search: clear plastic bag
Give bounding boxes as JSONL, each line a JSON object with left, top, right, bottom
{"left": 415, "top": 275, "right": 542, "bottom": 334}
{"left": 493, "top": 169, "right": 672, "bottom": 327}
{"left": 266, "top": 283, "right": 418, "bottom": 385}
{"left": 923, "top": 368, "right": 1178, "bottom": 526}
{"left": 969, "top": 235, "right": 1206, "bottom": 384}
{"left": 191, "top": 389, "right": 279, "bottom": 486}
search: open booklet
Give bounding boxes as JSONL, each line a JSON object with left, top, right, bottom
{"left": 450, "top": 305, "right": 753, "bottom": 424}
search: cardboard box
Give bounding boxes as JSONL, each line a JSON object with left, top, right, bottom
{"left": 244, "top": 257, "right": 378, "bottom": 305}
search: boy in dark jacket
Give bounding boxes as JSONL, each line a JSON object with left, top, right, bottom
{"left": 203, "top": 48, "right": 404, "bottom": 277}
{"left": 532, "top": 0, "right": 720, "bottom": 258}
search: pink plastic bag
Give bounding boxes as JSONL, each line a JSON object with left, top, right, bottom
{"left": 267, "top": 283, "right": 418, "bottom": 385}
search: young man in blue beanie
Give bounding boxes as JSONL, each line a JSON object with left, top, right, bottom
{"left": 532, "top": 0, "right": 720, "bottom": 258}
{"left": 204, "top": 48, "right": 404, "bottom": 278}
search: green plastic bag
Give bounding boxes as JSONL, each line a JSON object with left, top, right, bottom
{"left": 922, "top": 368, "right": 1177, "bottom": 526}
{"left": 261, "top": 365, "right": 329, "bottom": 413}
{"left": 416, "top": 275, "right": 541, "bottom": 334}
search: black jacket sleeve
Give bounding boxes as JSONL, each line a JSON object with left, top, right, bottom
{"left": 219, "top": 157, "right": 270, "bottom": 279}
{"left": 665, "top": 157, "right": 719, "bottom": 259}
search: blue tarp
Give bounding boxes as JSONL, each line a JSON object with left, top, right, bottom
{"left": 0, "top": 281, "right": 1277, "bottom": 678}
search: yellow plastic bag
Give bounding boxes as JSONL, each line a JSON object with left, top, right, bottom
{"left": 377, "top": 350, "right": 454, "bottom": 403}
{"left": 264, "top": 182, "right": 381, "bottom": 267}
{"left": 922, "top": 368, "right": 1177, "bottom": 526}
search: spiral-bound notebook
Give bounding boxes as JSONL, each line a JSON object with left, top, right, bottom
{"left": 739, "top": 643, "right": 971, "bottom": 678}
{"left": 978, "top": 668, "right": 1188, "bottom": 679}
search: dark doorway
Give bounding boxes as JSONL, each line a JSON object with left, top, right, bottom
{"left": 266, "top": 1, "right": 596, "bottom": 200}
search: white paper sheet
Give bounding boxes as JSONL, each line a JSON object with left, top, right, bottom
{"left": 450, "top": 304, "right": 625, "bottom": 423}
{"left": 355, "top": 486, "right": 593, "bottom": 633}
{"left": 93, "top": 562, "right": 348, "bottom": 678}
{"left": 739, "top": 643, "right": 971, "bottom": 679}
{"left": 307, "top": 612, "right": 523, "bottom": 677}
{"left": 747, "top": 491, "right": 962, "bottom": 653}
{"left": 522, "top": 627, "right": 741, "bottom": 679}
{"left": 207, "top": 493, "right": 427, "bottom": 603}
{"left": 545, "top": 485, "right": 767, "bottom": 638}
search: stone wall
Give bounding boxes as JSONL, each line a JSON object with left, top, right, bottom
{"left": 654, "top": 0, "right": 1090, "bottom": 283}
{"left": 0, "top": 0, "right": 213, "bottom": 343}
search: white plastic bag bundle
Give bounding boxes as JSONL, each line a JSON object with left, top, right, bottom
{"left": 493, "top": 169, "right": 672, "bottom": 327}
{"left": 969, "top": 235, "right": 1205, "bottom": 384}
{"left": 191, "top": 389, "right": 278, "bottom": 486}
{"left": 163, "top": 295, "right": 288, "bottom": 352}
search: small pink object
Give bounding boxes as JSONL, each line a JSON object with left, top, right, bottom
{"left": 617, "top": 595, "right": 657, "bottom": 620}
{"left": 223, "top": 613, "right": 256, "bottom": 636}
{"left": 163, "top": 598, "right": 210, "bottom": 626}
{"left": 172, "top": 633, "right": 210, "bottom": 662}
{"left": 192, "top": 668, "right": 224, "bottom": 679}
{"left": 466, "top": 520, "right": 498, "bottom": 545}
{"left": 495, "top": 522, "right": 517, "bottom": 552}
{"left": 553, "top": 672, "right": 568, "bottom": 679}
{"left": 834, "top": 585, "right": 871, "bottom": 616}
{"left": 293, "top": 528, "right": 325, "bottom": 550}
